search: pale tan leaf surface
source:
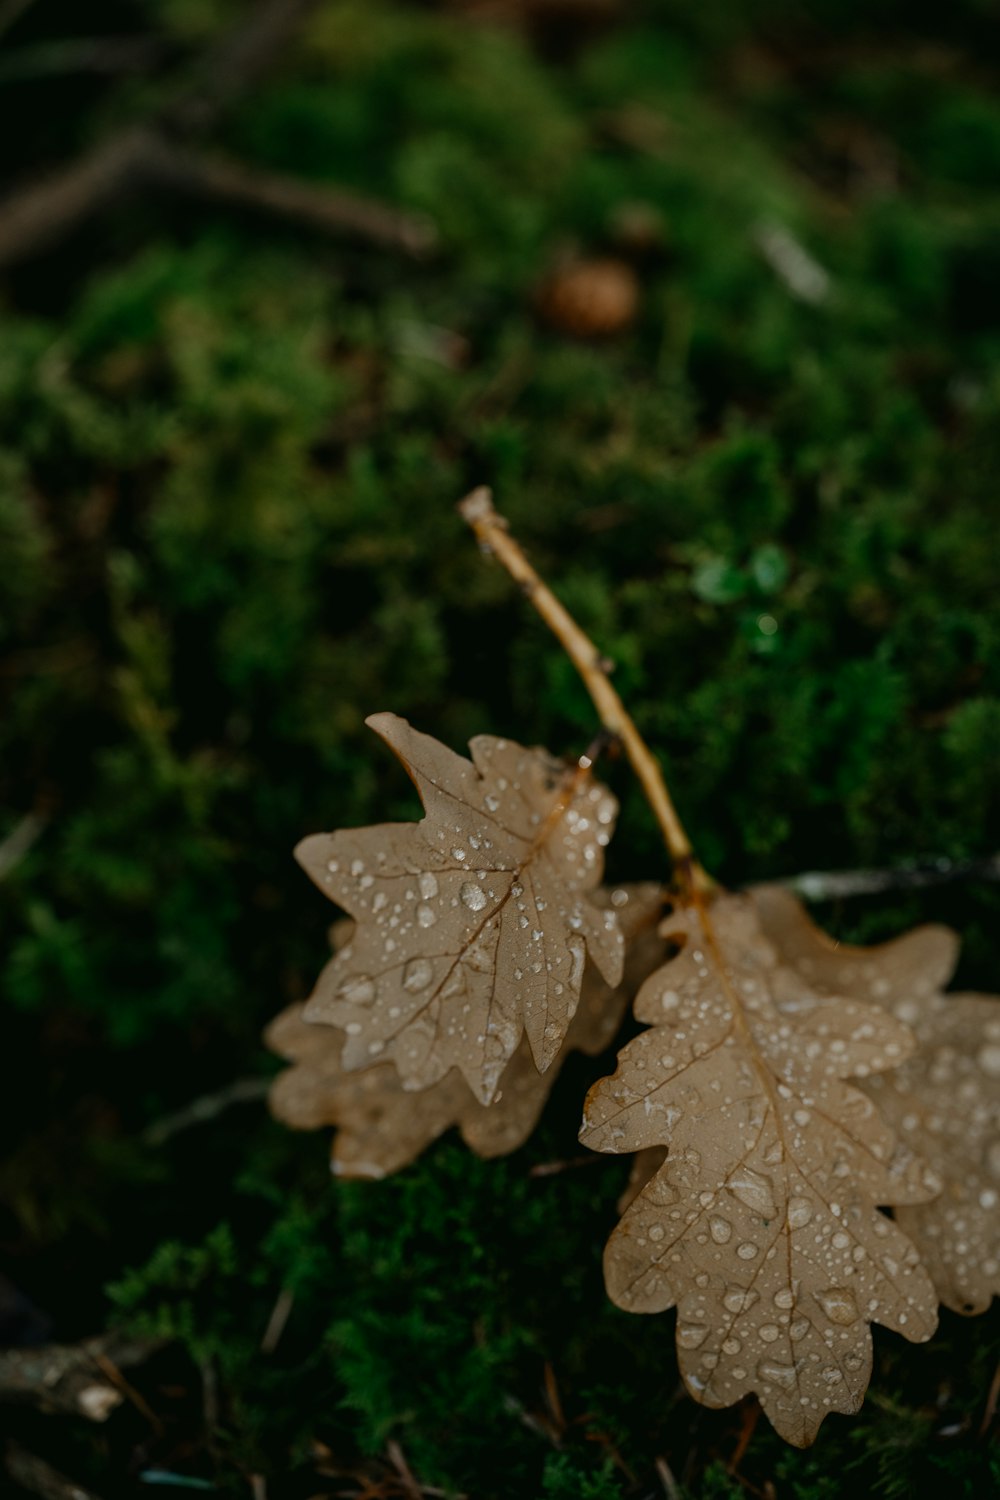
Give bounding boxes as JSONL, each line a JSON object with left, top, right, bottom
{"left": 750, "top": 884, "right": 1000, "bottom": 1315}
{"left": 267, "top": 885, "right": 668, "bottom": 1179}
{"left": 580, "top": 892, "right": 939, "bottom": 1447}
{"left": 618, "top": 1145, "right": 667, "bottom": 1215}
{"left": 295, "top": 714, "right": 624, "bottom": 1104}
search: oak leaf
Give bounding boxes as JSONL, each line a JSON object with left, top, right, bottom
{"left": 295, "top": 714, "right": 624, "bottom": 1104}
{"left": 618, "top": 1145, "right": 668, "bottom": 1215}
{"left": 750, "top": 884, "right": 1000, "bottom": 1316}
{"left": 579, "top": 892, "right": 939, "bottom": 1446}
{"left": 267, "top": 885, "right": 668, "bottom": 1179}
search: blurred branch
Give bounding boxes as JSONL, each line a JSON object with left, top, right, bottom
{"left": 164, "top": 0, "right": 321, "bottom": 136}
{"left": 143, "top": 1076, "right": 271, "bottom": 1146}
{"left": 0, "top": 36, "right": 165, "bottom": 83}
{"left": 144, "top": 142, "right": 436, "bottom": 255}
{"left": 0, "top": 0, "right": 37, "bottom": 46}
{"left": 5, "top": 1444, "right": 103, "bottom": 1500}
{"left": 0, "top": 0, "right": 435, "bottom": 269}
{"left": 776, "top": 852, "right": 1000, "bottom": 902}
{"left": 0, "top": 810, "right": 47, "bottom": 880}
{"left": 0, "top": 1333, "right": 161, "bottom": 1420}
{"left": 0, "top": 128, "right": 153, "bottom": 266}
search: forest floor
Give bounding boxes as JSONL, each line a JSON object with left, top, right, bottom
{"left": 1, "top": 0, "right": 999, "bottom": 1496}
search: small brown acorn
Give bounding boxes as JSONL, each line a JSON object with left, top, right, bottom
{"left": 536, "top": 256, "right": 640, "bottom": 337}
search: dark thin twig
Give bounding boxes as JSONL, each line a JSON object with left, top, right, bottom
{"left": 528, "top": 1154, "right": 603, "bottom": 1178}
{"left": 0, "top": 127, "right": 154, "bottom": 266}
{"left": 143, "top": 1076, "right": 271, "bottom": 1146}
{"left": 980, "top": 1358, "right": 1000, "bottom": 1436}
{"left": 142, "top": 142, "right": 436, "bottom": 256}
{"left": 0, "top": 0, "right": 434, "bottom": 269}
{"left": 164, "top": 0, "right": 320, "bottom": 136}
{"left": 386, "top": 1442, "right": 421, "bottom": 1500}
{"left": 260, "top": 1287, "right": 295, "bottom": 1356}
{"left": 0, "top": 810, "right": 47, "bottom": 880}
{"left": 655, "top": 1456, "right": 682, "bottom": 1500}
{"left": 0, "top": 36, "right": 165, "bottom": 83}
{"left": 0, "top": 0, "right": 38, "bottom": 45}
{"left": 5, "top": 1444, "right": 103, "bottom": 1500}
{"left": 91, "top": 1348, "right": 163, "bottom": 1435}
{"left": 0, "top": 133, "right": 434, "bottom": 271}
{"left": 0, "top": 1334, "right": 160, "bottom": 1420}
{"left": 775, "top": 852, "right": 1000, "bottom": 902}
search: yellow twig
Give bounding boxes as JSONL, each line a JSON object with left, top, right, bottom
{"left": 458, "top": 487, "right": 710, "bottom": 895}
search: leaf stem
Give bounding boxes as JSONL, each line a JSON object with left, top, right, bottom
{"left": 458, "top": 487, "right": 710, "bottom": 895}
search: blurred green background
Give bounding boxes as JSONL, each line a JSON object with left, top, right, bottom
{"left": 1, "top": 0, "right": 999, "bottom": 1495}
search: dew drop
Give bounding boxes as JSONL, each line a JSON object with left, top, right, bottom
{"left": 677, "top": 1323, "right": 709, "bottom": 1349}
{"left": 787, "top": 1196, "right": 813, "bottom": 1229}
{"left": 339, "top": 975, "right": 375, "bottom": 1005}
{"left": 757, "top": 1360, "right": 799, "bottom": 1390}
{"left": 723, "top": 1289, "right": 757, "bottom": 1314}
{"left": 736, "top": 1242, "right": 759, "bottom": 1261}
{"left": 417, "top": 903, "right": 437, "bottom": 928}
{"left": 818, "top": 1288, "right": 859, "bottom": 1326}
{"left": 403, "top": 958, "right": 434, "bottom": 993}
{"left": 460, "top": 881, "right": 488, "bottom": 912}
{"left": 709, "top": 1216, "right": 733, "bottom": 1245}
{"left": 728, "top": 1167, "right": 777, "bottom": 1219}
{"left": 977, "top": 1043, "right": 1000, "bottom": 1077}
{"left": 418, "top": 872, "right": 439, "bottom": 900}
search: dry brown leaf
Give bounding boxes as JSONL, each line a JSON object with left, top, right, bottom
{"left": 618, "top": 1145, "right": 667, "bottom": 1215}
{"left": 295, "top": 714, "right": 624, "bottom": 1104}
{"left": 579, "top": 891, "right": 939, "bottom": 1446}
{"left": 750, "top": 883, "right": 1000, "bottom": 1316}
{"left": 267, "top": 885, "right": 668, "bottom": 1178}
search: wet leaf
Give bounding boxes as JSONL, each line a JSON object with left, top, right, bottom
{"left": 618, "top": 1145, "right": 667, "bottom": 1215}
{"left": 751, "top": 884, "right": 1000, "bottom": 1316}
{"left": 267, "top": 885, "right": 668, "bottom": 1179}
{"left": 580, "top": 892, "right": 939, "bottom": 1446}
{"left": 295, "top": 714, "right": 624, "bottom": 1104}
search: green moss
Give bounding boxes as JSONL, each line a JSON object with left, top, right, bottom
{"left": 1, "top": 0, "right": 999, "bottom": 1494}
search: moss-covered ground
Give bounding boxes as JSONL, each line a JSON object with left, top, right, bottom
{"left": 1, "top": 1, "right": 999, "bottom": 1494}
